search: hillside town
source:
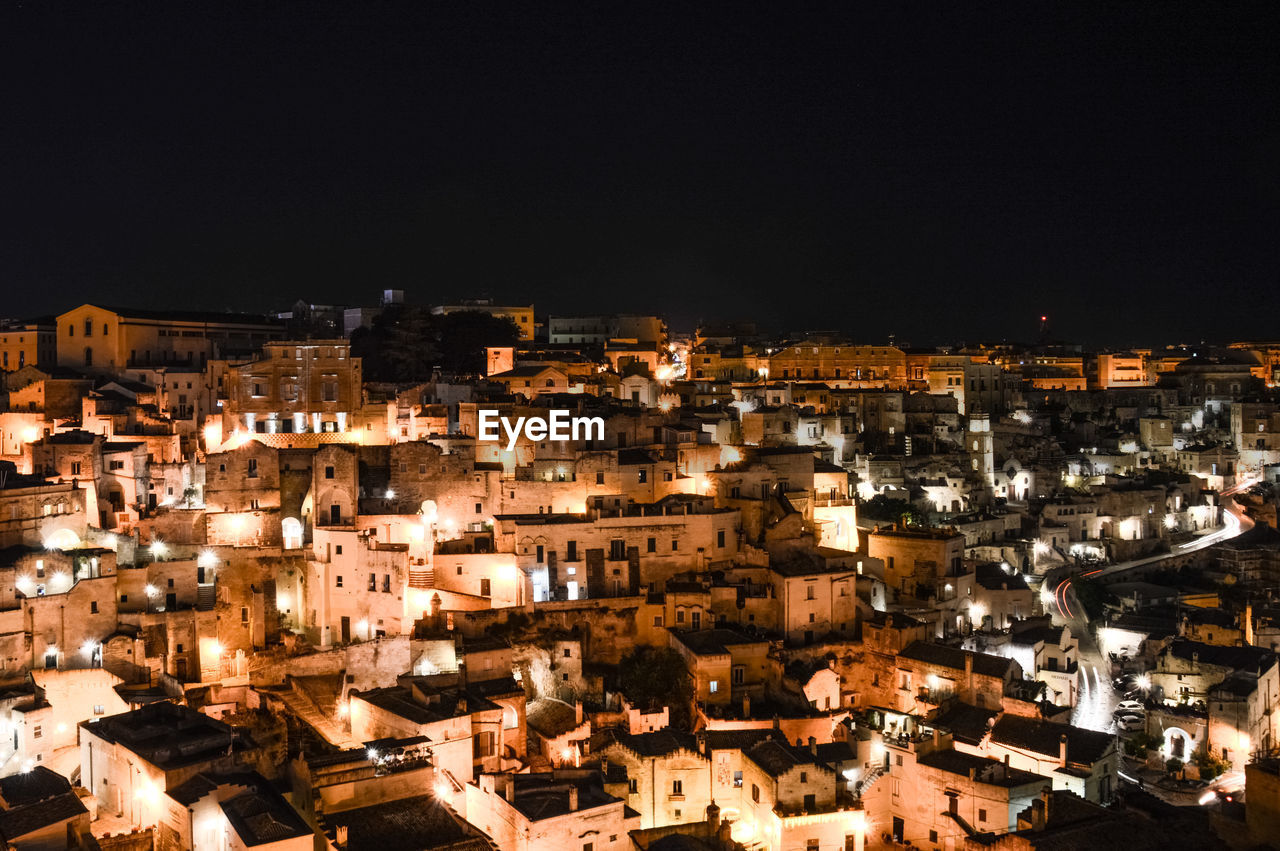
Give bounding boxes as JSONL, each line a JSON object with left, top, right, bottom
{"left": 0, "top": 299, "right": 1278, "bottom": 850}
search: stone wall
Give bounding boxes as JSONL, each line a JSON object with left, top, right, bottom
{"left": 248, "top": 636, "right": 411, "bottom": 691}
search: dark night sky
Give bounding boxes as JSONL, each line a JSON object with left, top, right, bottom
{"left": 4, "top": 3, "right": 1279, "bottom": 345}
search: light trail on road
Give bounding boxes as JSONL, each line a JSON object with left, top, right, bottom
{"left": 1057, "top": 479, "right": 1259, "bottom": 734}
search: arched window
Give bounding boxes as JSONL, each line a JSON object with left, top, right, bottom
{"left": 282, "top": 517, "right": 303, "bottom": 549}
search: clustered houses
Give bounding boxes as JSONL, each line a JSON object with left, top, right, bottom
{"left": 1, "top": 302, "right": 1280, "bottom": 849}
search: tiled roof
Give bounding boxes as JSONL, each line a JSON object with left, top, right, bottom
{"left": 898, "top": 642, "right": 1014, "bottom": 679}
{"left": 320, "top": 795, "right": 492, "bottom": 851}
{"left": 0, "top": 793, "right": 87, "bottom": 841}
{"left": 609, "top": 729, "right": 701, "bottom": 759}
{"left": 990, "top": 715, "right": 1114, "bottom": 766}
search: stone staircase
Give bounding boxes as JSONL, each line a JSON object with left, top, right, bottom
{"left": 278, "top": 674, "right": 359, "bottom": 749}
{"left": 196, "top": 582, "right": 216, "bottom": 611}
{"left": 409, "top": 559, "right": 434, "bottom": 589}
{"left": 855, "top": 764, "right": 887, "bottom": 799}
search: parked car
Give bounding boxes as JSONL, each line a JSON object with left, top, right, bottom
{"left": 1117, "top": 715, "right": 1145, "bottom": 732}
{"left": 1115, "top": 700, "right": 1144, "bottom": 714}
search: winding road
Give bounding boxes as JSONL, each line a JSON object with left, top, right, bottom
{"left": 1049, "top": 480, "right": 1256, "bottom": 733}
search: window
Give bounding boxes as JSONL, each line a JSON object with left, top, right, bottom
{"left": 672, "top": 538, "right": 678, "bottom": 551}
{"left": 806, "top": 585, "right": 815, "bottom": 600}
{"left": 751, "top": 784, "right": 759, "bottom": 802}
{"left": 717, "top": 530, "right": 726, "bottom": 547}
{"left": 672, "top": 779, "right": 683, "bottom": 796}
{"left": 71, "top": 461, "right": 81, "bottom": 476}
{"left": 475, "top": 502, "right": 482, "bottom": 514}
{"left": 647, "top": 537, "right": 656, "bottom": 553}
{"left": 335, "top": 545, "right": 342, "bottom": 555}
{"left": 596, "top": 471, "right": 604, "bottom": 484}
{"left": 628, "top": 778, "right": 638, "bottom": 793}
{"left": 638, "top": 468, "right": 647, "bottom": 483}
{"left": 369, "top": 572, "right": 378, "bottom": 591}
{"left": 979, "top": 808, "right": 987, "bottom": 822}
{"left": 241, "top": 606, "right": 249, "bottom": 624}
{"left": 564, "top": 648, "right": 572, "bottom": 657}
{"left": 325, "top": 466, "right": 335, "bottom": 479}
{"left": 609, "top": 539, "right": 626, "bottom": 560}
{"left": 336, "top": 575, "right": 343, "bottom": 588}
{"left": 90, "top": 601, "right": 98, "bottom": 613}
{"left": 733, "top": 770, "right": 743, "bottom": 788}
{"left": 929, "top": 831, "right": 938, "bottom": 844}
{"left": 84, "top": 318, "right": 93, "bottom": 337}
{"left": 480, "top": 578, "right": 491, "bottom": 597}
{"left": 93, "top": 704, "right": 105, "bottom": 715}
{"left": 33, "top": 725, "right": 42, "bottom": 739}
{"left": 732, "top": 666, "right": 744, "bottom": 684}
{"left": 382, "top": 575, "right": 391, "bottom": 593}
{"left": 800, "top": 771, "right": 807, "bottom": 783}
{"left": 709, "top": 680, "right": 718, "bottom": 693}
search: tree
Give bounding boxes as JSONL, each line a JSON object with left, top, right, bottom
{"left": 617, "top": 647, "right": 694, "bottom": 726}
{"left": 350, "top": 305, "right": 520, "bottom": 382}
{"left": 859, "top": 494, "right": 924, "bottom": 526}
{"left": 1072, "top": 575, "right": 1117, "bottom": 621}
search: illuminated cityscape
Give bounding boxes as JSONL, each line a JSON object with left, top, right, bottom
{"left": 4, "top": 5, "right": 1280, "bottom": 851}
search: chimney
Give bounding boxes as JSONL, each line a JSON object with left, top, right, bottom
{"left": 1244, "top": 602, "right": 1254, "bottom": 647}
{"left": 568, "top": 786, "right": 579, "bottom": 812}
{"left": 336, "top": 825, "right": 349, "bottom": 845}
{"left": 742, "top": 693, "right": 750, "bottom": 718}
{"left": 809, "top": 737, "right": 818, "bottom": 756}
{"left": 965, "top": 651, "right": 974, "bottom": 686}
{"left": 1030, "top": 798, "right": 1046, "bottom": 832}
{"left": 706, "top": 800, "right": 721, "bottom": 833}
{"left": 575, "top": 700, "right": 584, "bottom": 725}
{"left": 504, "top": 776, "right": 515, "bottom": 802}
{"left": 718, "top": 818, "right": 733, "bottom": 847}
{"left": 1058, "top": 734, "right": 1068, "bottom": 767}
